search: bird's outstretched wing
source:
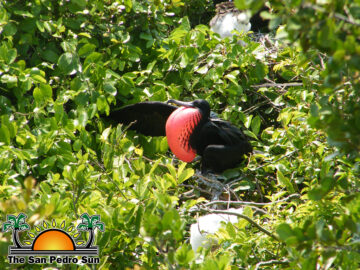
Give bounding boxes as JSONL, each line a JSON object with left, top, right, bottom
{"left": 106, "top": 102, "right": 177, "bottom": 136}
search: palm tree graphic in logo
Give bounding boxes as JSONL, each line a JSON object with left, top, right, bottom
{"left": 2, "top": 213, "right": 105, "bottom": 256}
{"left": 3, "top": 213, "right": 30, "bottom": 248}
{"left": 76, "top": 213, "right": 105, "bottom": 248}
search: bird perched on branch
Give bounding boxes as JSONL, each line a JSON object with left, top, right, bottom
{"left": 210, "top": 1, "right": 251, "bottom": 38}
{"left": 108, "top": 99, "right": 252, "bottom": 173}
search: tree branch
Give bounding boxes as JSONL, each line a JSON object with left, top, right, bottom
{"left": 252, "top": 150, "right": 297, "bottom": 171}
{"left": 255, "top": 259, "right": 289, "bottom": 269}
{"left": 251, "top": 82, "right": 303, "bottom": 88}
{"left": 204, "top": 193, "right": 301, "bottom": 207}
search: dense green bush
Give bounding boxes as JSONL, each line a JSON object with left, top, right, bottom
{"left": 0, "top": 0, "right": 359, "bottom": 269}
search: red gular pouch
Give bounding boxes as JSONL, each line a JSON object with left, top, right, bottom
{"left": 165, "top": 106, "right": 202, "bottom": 162}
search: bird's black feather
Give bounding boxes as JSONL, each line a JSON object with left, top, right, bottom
{"left": 106, "top": 102, "right": 177, "bottom": 136}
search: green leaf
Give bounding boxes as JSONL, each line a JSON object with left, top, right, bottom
{"left": 178, "top": 168, "right": 194, "bottom": 184}
{"left": 276, "top": 169, "right": 295, "bottom": 193}
{"left": 133, "top": 206, "right": 142, "bottom": 236}
{"left": 31, "top": 75, "right": 47, "bottom": 84}
{"left": 276, "top": 223, "right": 293, "bottom": 241}
{"left": 244, "top": 115, "right": 252, "bottom": 129}
{"left": 167, "top": 164, "right": 177, "bottom": 180}
{"left": 0, "top": 125, "right": 11, "bottom": 145}
{"left": 101, "top": 127, "right": 111, "bottom": 142}
{"left": 33, "top": 87, "right": 45, "bottom": 104}
{"left": 3, "top": 23, "right": 17, "bottom": 36}
{"left": 234, "top": 0, "right": 248, "bottom": 10}
{"left": 7, "top": 49, "right": 17, "bottom": 64}
{"left": 163, "top": 173, "right": 177, "bottom": 187}
{"left": 42, "top": 49, "right": 59, "bottom": 63}
{"left": 97, "top": 95, "right": 109, "bottom": 114}
{"left": 78, "top": 110, "right": 88, "bottom": 127}
{"left": 251, "top": 115, "right": 261, "bottom": 135}
{"left": 196, "top": 65, "right": 208, "bottom": 74}
{"left": 84, "top": 52, "right": 102, "bottom": 65}
{"left": 72, "top": 0, "right": 87, "bottom": 8}
{"left": 1, "top": 75, "right": 17, "bottom": 85}
{"left": 124, "top": 0, "right": 133, "bottom": 12}
{"left": 14, "top": 10, "right": 34, "bottom": 18}
{"left": 308, "top": 177, "right": 333, "bottom": 201}
{"left": 310, "top": 103, "right": 319, "bottom": 117}
{"left": 78, "top": 44, "right": 96, "bottom": 57}
{"left": 54, "top": 103, "right": 64, "bottom": 122}
{"left": 225, "top": 222, "right": 237, "bottom": 238}
{"left": 104, "top": 83, "right": 117, "bottom": 96}
{"left": 40, "top": 84, "right": 53, "bottom": 101}
{"left": 73, "top": 139, "right": 82, "bottom": 151}
{"left": 175, "top": 244, "right": 195, "bottom": 265}
{"left": 36, "top": 20, "right": 45, "bottom": 32}
{"left": 58, "top": 53, "right": 78, "bottom": 75}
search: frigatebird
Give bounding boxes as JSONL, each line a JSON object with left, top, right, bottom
{"left": 108, "top": 99, "right": 252, "bottom": 173}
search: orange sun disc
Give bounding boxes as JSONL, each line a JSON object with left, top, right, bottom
{"left": 32, "top": 229, "right": 75, "bottom": 250}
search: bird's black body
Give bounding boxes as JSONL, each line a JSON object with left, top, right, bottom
{"left": 191, "top": 118, "right": 252, "bottom": 172}
{"left": 107, "top": 99, "right": 252, "bottom": 173}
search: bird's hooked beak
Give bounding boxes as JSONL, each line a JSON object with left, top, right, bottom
{"left": 167, "top": 99, "right": 194, "bottom": 108}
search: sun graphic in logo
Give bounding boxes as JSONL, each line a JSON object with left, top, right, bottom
{"left": 24, "top": 220, "right": 84, "bottom": 250}
{"left": 32, "top": 229, "right": 75, "bottom": 250}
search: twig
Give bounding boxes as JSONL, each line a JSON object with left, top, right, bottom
{"left": 227, "top": 175, "right": 246, "bottom": 186}
{"left": 343, "top": 5, "right": 356, "bottom": 26}
{"left": 204, "top": 193, "right": 301, "bottom": 207}
{"left": 251, "top": 82, "right": 303, "bottom": 88}
{"left": 264, "top": 77, "right": 276, "bottom": 84}
{"left": 224, "top": 184, "right": 240, "bottom": 201}
{"left": 180, "top": 189, "right": 197, "bottom": 199}
{"left": 124, "top": 157, "right": 134, "bottom": 172}
{"left": 252, "top": 150, "right": 297, "bottom": 171}
{"left": 255, "top": 176, "right": 264, "bottom": 202}
{"left": 193, "top": 208, "right": 279, "bottom": 241}
{"left": 255, "top": 259, "right": 289, "bottom": 269}
{"left": 180, "top": 184, "right": 214, "bottom": 196}
{"left": 318, "top": 53, "right": 325, "bottom": 70}
{"left": 153, "top": 239, "right": 175, "bottom": 270}
{"left": 333, "top": 13, "right": 360, "bottom": 27}
{"left": 303, "top": 3, "right": 360, "bottom": 27}
{"left": 195, "top": 173, "right": 228, "bottom": 202}
{"left": 133, "top": 155, "right": 168, "bottom": 168}
{"left": 243, "top": 100, "right": 270, "bottom": 114}
{"left": 89, "top": 156, "right": 129, "bottom": 200}
{"left": 195, "top": 173, "right": 225, "bottom": 186}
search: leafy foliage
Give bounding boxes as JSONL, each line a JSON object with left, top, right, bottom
{"left": 0, "top": 0, "right": 360, "bottom": 269}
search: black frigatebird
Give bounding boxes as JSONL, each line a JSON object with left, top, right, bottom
{"left": 108, "top": 99, "right": 252, "bottom": 173}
